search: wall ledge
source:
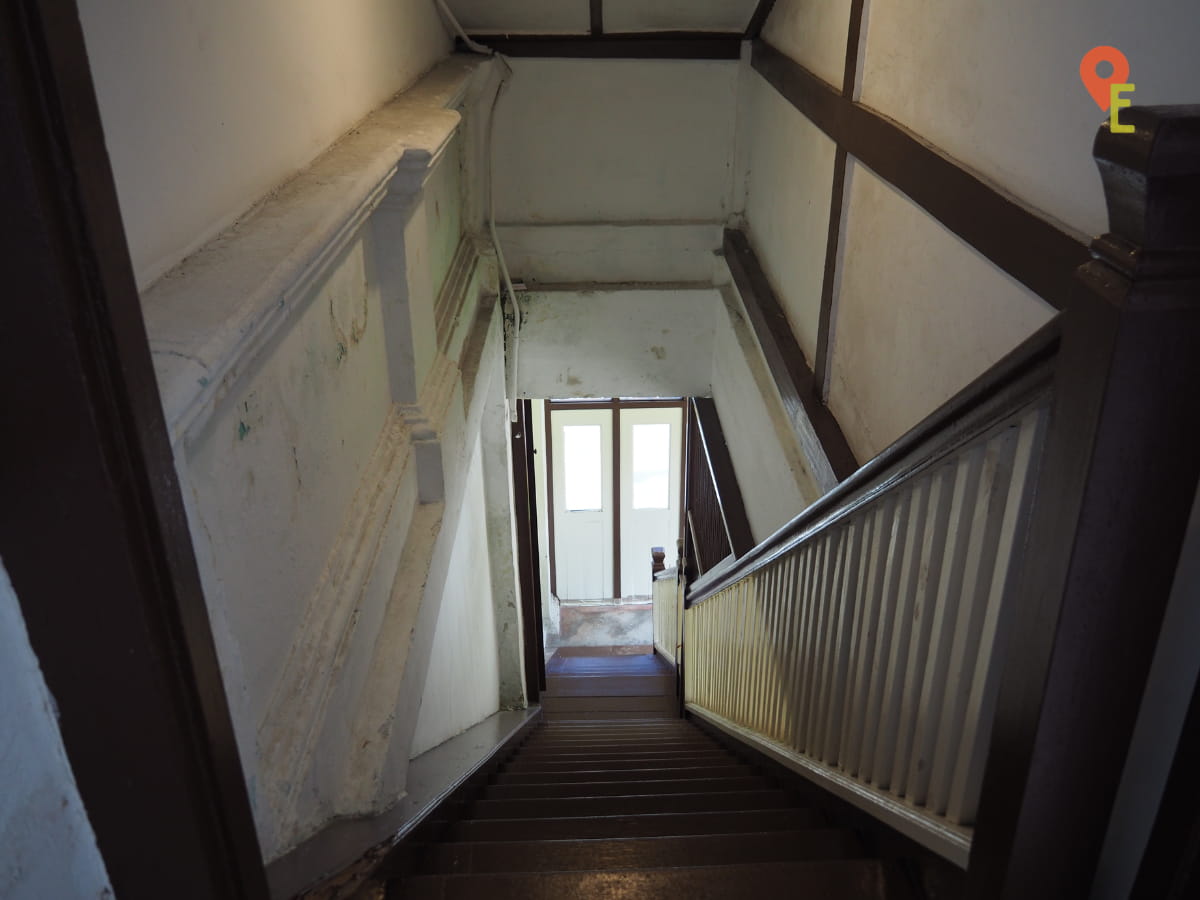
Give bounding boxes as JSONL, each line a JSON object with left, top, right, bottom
{"left": 141, "top": 55, "right": 488, "bottom": 446}
{"left": 265, "top": 706, "right": 540, "bottom": 899}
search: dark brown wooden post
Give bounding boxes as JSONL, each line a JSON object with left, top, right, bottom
{"left": 511, "top": 399, "right": 546, "bottom": 700}
{"left": 0, "top": 3, "right": 269, "bottom": 897}
{"left": 968, "top": 106, "right": 1200, "bottom": 897}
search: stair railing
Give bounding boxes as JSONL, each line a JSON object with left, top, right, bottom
{"left": 682, "top": 106, "right": 1200, "bottom": 880}
{"left": 684, "top": 319, "right": 1058, "bottom": 865}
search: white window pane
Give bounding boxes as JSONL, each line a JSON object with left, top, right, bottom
{"left": 632, "top": 423, "right": 670, "bottom": 509}
{"left": 563, "top": 425, "right": 603, "bottom": 511}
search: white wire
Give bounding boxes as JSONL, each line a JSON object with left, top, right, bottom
{"left": 433, "top": 0, "right": 522, "bottom": 420}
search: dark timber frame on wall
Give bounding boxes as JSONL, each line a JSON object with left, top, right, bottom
{"left": 542, "top": 398, "right": 687, "bottom": 601}
{"left": 748, "top": 20, "right": 1089, "bottom": 326}
{"left": 460, "top": 0, "right": 758, "bottom": 59}
{"left": 723, "top": 1, "right": 1090, "bottom": 474}
{"left": 0, "top": 2, "right": 268, "bottom": 898}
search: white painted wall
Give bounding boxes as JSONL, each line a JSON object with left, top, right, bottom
{"left": 761, "top": 0, "right": 854, "bottom": 88}
{"left": 711, "top": 291, "right": 822, "bottom": 541}
{"left": 828, "top": 163, "right": 1055, "bottom": 460}
{"left": 0, "top": 560, "right": 113, "bottom": 900}
{"left": 127, "top": 56, "right": 518, "bottom": 862}
{"left": 183, "top": 235, "right": 393, "bottom": 738}
{"left": 858, "top": 0, "right": 1200, "bottom": 238}
{"left": 516, "top": 289, "right": 719, "bottom": 399}
{"left": 741, "top": 71, "right": 839, "bottom": 363}
{"left": 410, "top": 438, "right": 501, "bottom": 757}
{"left": 493, "top": 59, "right": 738, "bottom": 223}
{"left": 78, "top": 0, "right": 451, "bottom": 289}
{"left": 743, "top": 0, "right": 1198, "bottom": 465}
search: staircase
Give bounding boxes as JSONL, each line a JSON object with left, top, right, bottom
{"left": 382, "top": 647, "right": 918, "bottom": 899}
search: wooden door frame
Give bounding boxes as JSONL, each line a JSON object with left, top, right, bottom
{"left": 543, "top": 398, "right": 687, "bottom": 600}
{"left": 0, "top": 3, "right": 267, "bottom": 897}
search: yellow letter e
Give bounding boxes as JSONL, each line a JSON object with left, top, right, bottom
{"left": 1110, "top": 83, "right": 1135, "bottom": 134}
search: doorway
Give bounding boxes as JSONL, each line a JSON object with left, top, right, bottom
{"left": 535, "top": 399, "right": 684, "bottom": 651}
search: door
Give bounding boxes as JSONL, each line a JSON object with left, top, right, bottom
{"left": 551, "top": 407, "right": 614, "bottom": 600}
{"left": 620, "top": 407, "right": 684, "bottom": 598}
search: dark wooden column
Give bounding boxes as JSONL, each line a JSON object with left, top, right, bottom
{"left": 511, "top": 399, "right": 546, "bottom": 699}
{"left": 0, "top": 3, "right": 268, "bottom": 897}
{"left": 968, "top": 106, "right": 1200, "bottom": 897}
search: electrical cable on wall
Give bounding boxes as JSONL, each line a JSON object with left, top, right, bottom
{"left": 433, "top": 0, "right": 522, "bottom": 421}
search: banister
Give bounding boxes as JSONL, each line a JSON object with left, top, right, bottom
{"left": 686, "top": 314, "right": 1062, "bottom": 607}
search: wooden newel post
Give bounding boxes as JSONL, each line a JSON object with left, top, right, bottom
{"left": 969, "top": 106, "right": 1200, "bottom": 898}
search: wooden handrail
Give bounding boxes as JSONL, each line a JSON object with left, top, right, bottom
{"left": 687, "top": 315, "right": 1062, "bottom": 607}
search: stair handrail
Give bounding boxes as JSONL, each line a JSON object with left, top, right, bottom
{"left": 687, "top": 315, "right": 1061, "bottom": 608}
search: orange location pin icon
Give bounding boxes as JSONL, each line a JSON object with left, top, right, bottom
{"left": 1080, "top": 46, "right": 1131, "bottom": 110}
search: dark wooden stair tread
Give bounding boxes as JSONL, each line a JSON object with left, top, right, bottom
{"left": 409, "top": 829, "right": 866, "bottom": 874}
{"left": 389, "top": 859, "right": 912, "bottom": 900}
{"left": 492, "top": 764, "right": 758, "bottom": 784}
{"left": 483, "top": 775, "right": 772, "bottom": 799}
{"left": 467, "top": 789, "right": 798, "bottom": 819}
{"left": 447, "top": 807, "right": 825, "bottom": 841}
{"left": 383, "top": 651, "right": 916, "bottom": 899}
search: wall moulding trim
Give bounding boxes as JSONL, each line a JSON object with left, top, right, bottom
{"left": 750, "top": 41, "right": 1088, "bottom": 313}
{"left": 140, "top": 57, "right": 488, "bottom": 447}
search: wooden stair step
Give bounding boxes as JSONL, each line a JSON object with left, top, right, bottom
{"left": 492, "top": 765, "right": 757, "bottom": 784}
{"left": 408, "top": 828, "right": 865, "bottom": 875}
{"left": 542, "top": 709, "right": 676, "bottom": 721}
{"left": 389, "top": 859, "right": 911, "bottom": 900}
{"left": 540, "top": 695, "right": 678, "bottom": 712}
{"left": 513, "top": 744, "right": 721, "bottom": 759}
{"left": 543, "top": 675, "right": 675, "bottom": 697}
{"left": 537, "top": 723, "right": 691, "bottom": 734}
{"left": 446, "top": 807, "right": 824, "bottom": 841}
{"left": 505, "top": 750, "right": 732, "bottom": 767}
{"left": 482, "top": 776, "right": 773, "bottom": 800}
{"left": 467, "top": 790, "right": 798, "bottom": 820}
{"left": 502, "top": 756, "right": 733, "bottom": 773}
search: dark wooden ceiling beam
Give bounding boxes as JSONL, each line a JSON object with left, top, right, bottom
{"left": 750, "top": 40, "right": 1088, "bottom": 312}
{"left": 745, "top": 0, "right": 779, "bottom": 39}
{"left": 459, "top": 33, "right": 743, "bottom": 60}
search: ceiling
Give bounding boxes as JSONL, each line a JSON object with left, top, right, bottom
{"left": 443, "top": 0, "right": 762, "bottom": 35}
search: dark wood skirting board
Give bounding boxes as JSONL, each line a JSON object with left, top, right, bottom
{"left": 751, "top": 40, "right": 1088, "bottom": 312}
{"left": 724, "top": 229, "right": 859, "bottom": 481}
{"left": 271, "top": 708, "right": 542, "bottom": 898}
{"left": 460, "top": 33, "right": 743, "bottom": 60}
